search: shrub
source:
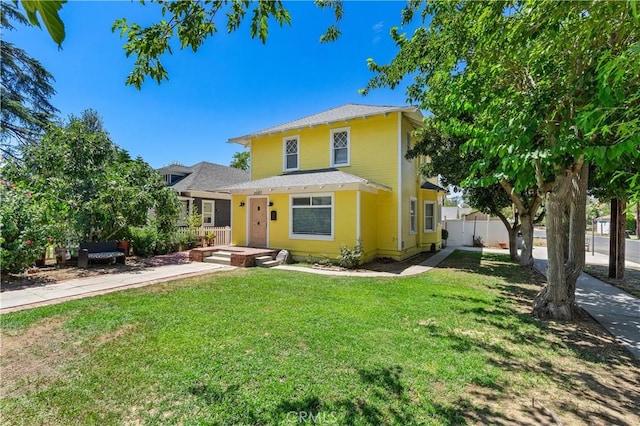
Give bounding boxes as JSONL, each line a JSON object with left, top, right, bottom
{"left": 155, "top": 230, "right": 177, "bottom": 255}
{"left": 0, "top": 183, "right": 50, "bottom": 274}
{"left": 338, "top": 242, "right": 362, "bottom": 269}
{"left": 130, "top": 225, "right": 158, "bottom": 257}
{"left": 473, "top": 235, "right": 484, "bottom": 247}
{"left": 441, "top": 228, "right": 449, "bottom": 240}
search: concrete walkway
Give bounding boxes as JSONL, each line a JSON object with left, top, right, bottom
{"left": 1, "top": 262, "right": 233, "bottom": 313}
{"left": 530, "top": 246, "right": 640, "bottom": 361}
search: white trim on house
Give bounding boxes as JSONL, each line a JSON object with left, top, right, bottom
{"left": 397, "top": 112, "right": 403, "bottom": 251}
{"left": 330, "top": 127, "right": 351, "bottom": 167}
{"left": 283, "top": 135, "right": 300, "bottom": 172}
{"left": 288, "top": 192, "right": 335, "bottom": 241}
{"left": 410, "top": 196, "right": 417, "bottom": 234}
{"left": 424, "top": 201, "right": 436, "bottom": 233}
{"left": 202, "top": 200, "right": 215, "bottom": 226}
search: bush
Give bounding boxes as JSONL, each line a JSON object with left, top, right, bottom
{"left": 155, "top": 230, "right": 177, "bottom": 255}
{"left": 0, "top": 183, "right": 50, "bottom": 274}
{"left": 338, "top": 242, "right": 362, "bottom": 269}
{"left": 473, "top": 235, "right": 484, "bottom": 247}
{"left": 441, "top": 228, "right": 449, "bottom": 240}
{"left": 130, "top": 225, "right": 158, "bottom": 257}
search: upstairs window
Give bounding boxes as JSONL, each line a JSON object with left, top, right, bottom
{"left": 284, "top": 136, "right": 299, "bottom": 171}
{"left": 331, "top": 128, "right": 350, "bottom": 166}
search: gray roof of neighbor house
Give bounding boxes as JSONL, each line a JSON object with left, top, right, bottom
{"left": 220, "top": 168, "right": 391, "bottom": 193}
{"left": 229, "top": 104, "right": 423, "bottom": 146}
{"left": 158, "top": 161, "right": 250, "bottom": 193}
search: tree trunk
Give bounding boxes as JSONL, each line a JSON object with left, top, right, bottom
{"left": 533, "top": 163, "right": 588, "bottom": 320}
{"left": 636, "top": 201, "right": 640, "bottom": 238}
{"left": 519, "top": 213, "right": 534, "bottom": 268}
{"left": 609, "top": 198, "right": 626, "bottom": 279}
{"left": 496, "top": 211, "right": 519, "bottom": 262}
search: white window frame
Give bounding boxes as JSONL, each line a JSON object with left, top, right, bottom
{"left": 424, "top": 201, "right": 436, "bottom": 233}
{"left": 410, "top": 197, "right": 417, "bottom": 234}
{"left": 202, "top": 200, "right": 215, "bottom": 225}
{"left": 330, "top": 127, "right": 350, "bottom": 167}
{"left": 289, "top": 193, "right": 334, "bottom": 241}
{"left": 283, "top": 135, "right": 299, "bottom": 172}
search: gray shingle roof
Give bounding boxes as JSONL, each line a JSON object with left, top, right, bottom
{"left": 221, "top": 168, "right": 391, "bottom": 192}
{"left": 158, "top": 161, "right": 250, "bottom": 193}
{"left": 229, "top": 104, "right": 423, "bottom": 145}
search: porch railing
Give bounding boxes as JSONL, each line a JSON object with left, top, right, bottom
{"left": 176, "top": 226, "right": 232, "bottom": 246}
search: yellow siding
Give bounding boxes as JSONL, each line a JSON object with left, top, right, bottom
{"left": 400, "top": 115, "right": 421, "bottom": 258}
{"left": 360, "top": 191, "right": 378, "bottom": 263}
{"left": 235, "top": 110, "right": 445, "bottom": 261}
{"left": 231, "top": 194, "right": 247, "bottom": 245}
{"left": 250, "top": 114, "right": 398, "bottom": 188}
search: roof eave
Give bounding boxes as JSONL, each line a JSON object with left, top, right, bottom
{"left": 226, "top": 181, "right": 391, "bottom": 195}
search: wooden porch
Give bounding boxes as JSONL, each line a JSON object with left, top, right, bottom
{"left": 189, "top": 245, "right": 279, "bottom": 267}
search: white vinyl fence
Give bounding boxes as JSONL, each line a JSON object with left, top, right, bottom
{"left": 444, "top": 217, "right": 509, "bottom": 248}
{"left": 176, "top": 226, "right": 231, "bottom": 246}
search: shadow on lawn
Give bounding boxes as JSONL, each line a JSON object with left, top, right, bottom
{"left": 433, "top": 249, "right": 640, "bottom": 424}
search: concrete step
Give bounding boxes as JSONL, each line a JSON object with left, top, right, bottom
{"left": 204, "top": 254, "right": 231, "bottom": 266}
{"left": 255, "top": 255, "right": 278, "bottom": 268}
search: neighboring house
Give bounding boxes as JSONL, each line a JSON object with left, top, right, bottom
{"left": 223, "top": 104, "right": 446, "bottom": 262}
{"left": 158, "top": 162, "right": 249, "bottom": 227}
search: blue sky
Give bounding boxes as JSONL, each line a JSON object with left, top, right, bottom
{"left": 6, "top": 1, "right": 416, "bottom": 169}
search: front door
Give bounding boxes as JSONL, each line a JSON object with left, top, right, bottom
{"left": 249, "top": 197, "right": 267, "bottom": 247}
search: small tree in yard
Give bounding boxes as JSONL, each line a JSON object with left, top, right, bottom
{"left": 1, "top": 110, "right": 181, "bottom": 266}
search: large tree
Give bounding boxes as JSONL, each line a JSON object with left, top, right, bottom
{"left": 0, "top": 1, "right": 58, "bottom": 157}
{"left": 364, "top": 1, "right": 639, "bottom": 319}
{"left": 409, "top": 117, "right": 543, "bottom": 266}
{"left": 1, "top": 110, "right": 181, "bottom": 244}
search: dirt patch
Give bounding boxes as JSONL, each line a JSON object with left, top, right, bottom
{"left": 0, "top": 317, "right": 69, "bottom": 398}
{"left": 1, "top": 318, "right": 137, "bottom": 398}
{"left": 310, "top": 251, "right": 437, "bottom": 274}
{"left": 1, "top": 252, "right": 191, "bottom": 293}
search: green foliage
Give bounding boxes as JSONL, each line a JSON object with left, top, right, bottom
{"left": 110, "top": 0, "right": 345, "bottom": 88}
{"left": 441, "top": 228, "right": 449, "bottom": 241}
{"left": 129, "top": 225, "right": 158, "bottom": 258}
{"left": 338, "top": 241, "right": 362, "bottom": 269}
{"left": 19, "top": 0, "right": 66, "bottom": 47}
{"left": 230, "top": 150, "right": 250, "bottom": 172}
{"left": 1, "top": 110, "right": 181, "bottom": 252}
{"left": 113, "top": 0, "right": 294, "bottom": 88}
{"left": 0, "top": 182, "right": 50, "bottom": 274}
{"left": 0, "top": 2, "right": 58, "bottom": 155}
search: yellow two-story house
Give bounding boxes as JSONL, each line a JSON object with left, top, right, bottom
{"left": 224, "top": 104, "right": 445, "bottom": 263}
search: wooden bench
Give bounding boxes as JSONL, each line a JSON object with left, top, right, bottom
{"left": 78, "top": 241, "right": 125, "bottom": 268}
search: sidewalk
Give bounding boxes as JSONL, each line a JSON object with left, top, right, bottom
{"left": 531, "top": 246, "right": 640, "bottom": 361}
{"left": 1, "top": 262, "right": 232, "bottom": 313}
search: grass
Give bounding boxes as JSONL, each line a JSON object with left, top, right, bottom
{"left": 2, "top": 251, "right": 639, "bottom": 425}
{"left": 583, "top": 264, "right": 640, "bottom": 298}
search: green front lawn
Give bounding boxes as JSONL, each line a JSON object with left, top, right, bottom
{"left": 2, "top": 251, "right": 638, "bottom": 425}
